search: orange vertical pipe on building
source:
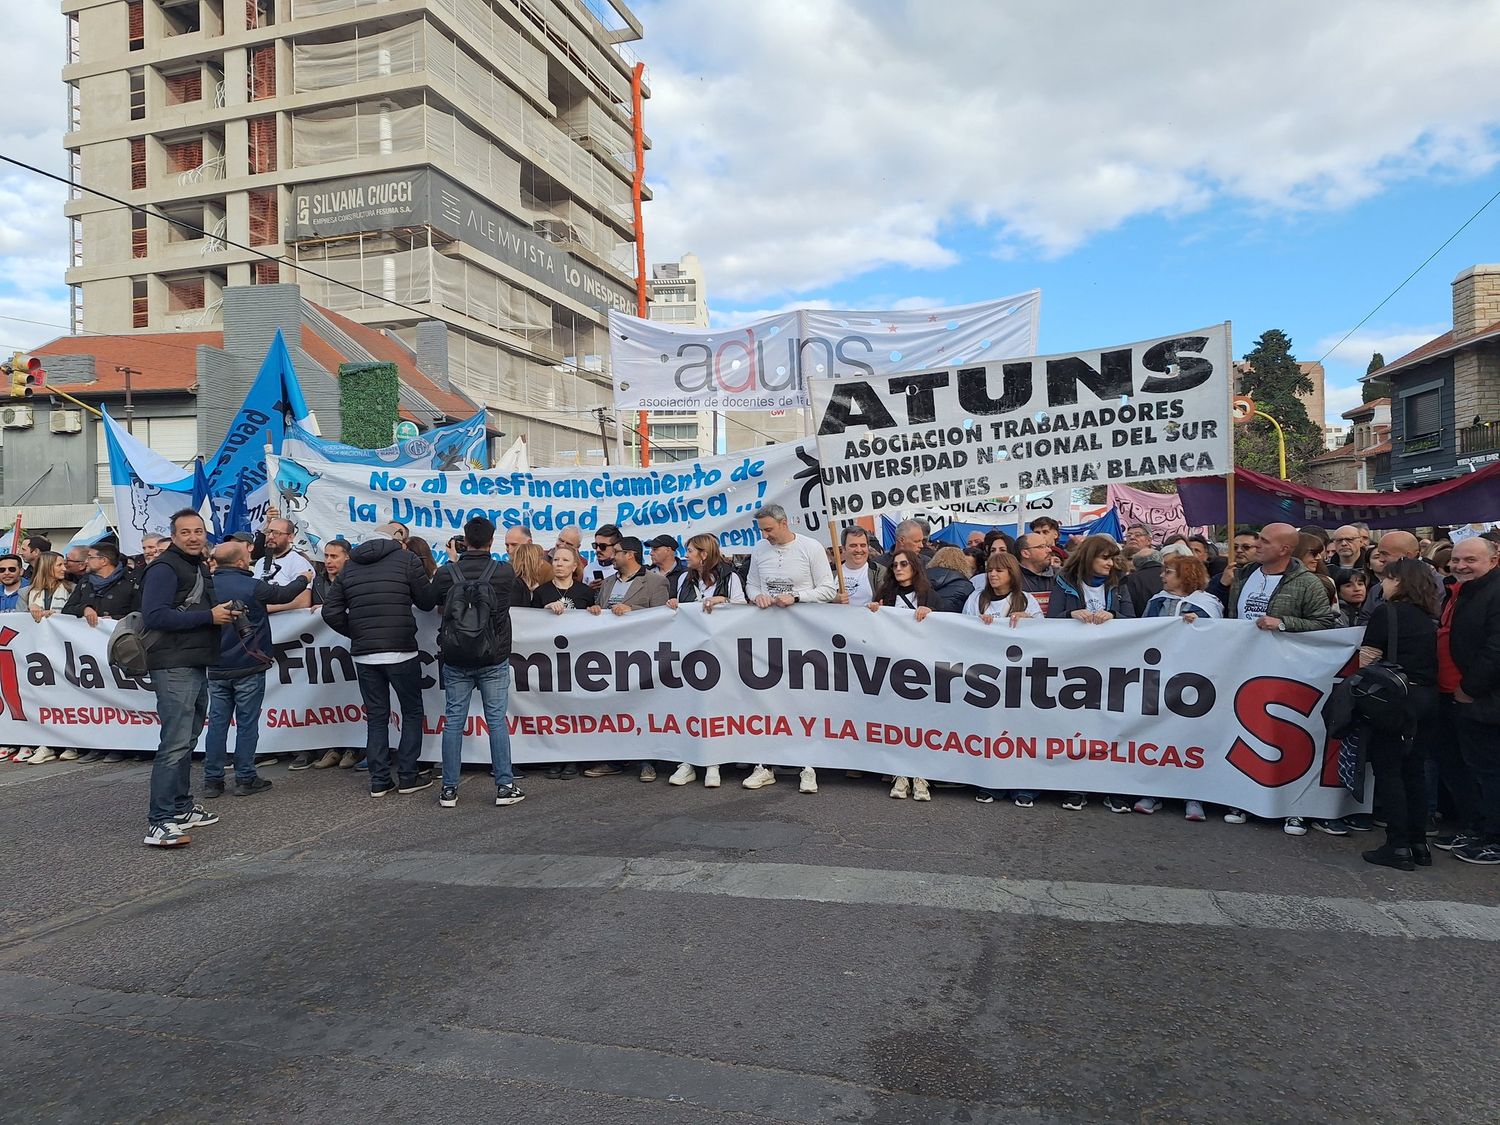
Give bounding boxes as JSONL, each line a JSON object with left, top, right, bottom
{"left": 630, "top": 61, "right": 650, "bottom": 467}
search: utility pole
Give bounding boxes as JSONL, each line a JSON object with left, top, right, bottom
{"left": 114, "top": 366, "right": 140, "bottom": 433}
{"left": 594, "top": 407, "right": 612, "bottom": 466}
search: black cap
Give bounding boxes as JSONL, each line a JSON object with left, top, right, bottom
{"left": 229, "top": 532, "right": 256, "bottom": 544}
{"left": 648, "top": 534, "right": 679, "bottom": 551}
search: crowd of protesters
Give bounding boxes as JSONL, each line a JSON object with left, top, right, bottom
{"left": 1, "top": 506, "right": 1497, "bottom": 872}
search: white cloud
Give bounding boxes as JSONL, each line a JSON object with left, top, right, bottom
{"left": 639, "top": 0, "right": 1500, "bottom": 302}
{"left": 1315, "top": 323, "right": 1447, "bottom": 422}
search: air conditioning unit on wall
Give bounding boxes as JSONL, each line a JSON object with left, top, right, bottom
{"left": 50, "top": 409, "right": 83, "bottom": 434}
{"left": 1, "top": 406, "right": 34, "bottom": 429}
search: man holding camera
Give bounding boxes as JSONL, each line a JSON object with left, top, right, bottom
{"left": 201, "top": 539, "right": 310, "bottom": 799}
{"left": 141, "top": 511, "right": 242, "bottom": 848}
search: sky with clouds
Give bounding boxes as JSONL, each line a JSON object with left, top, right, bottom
{"left": 3, "top": 0, "right": 1500, "bottom": 426}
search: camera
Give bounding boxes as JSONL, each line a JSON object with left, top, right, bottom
{"left": 227, "top": 600, "right": 255, "bottom": 640}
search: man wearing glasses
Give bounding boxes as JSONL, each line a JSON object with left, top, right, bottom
{"left": 0, "top": 555, "right": 28, "bottom": 612}
{"left": 1015, "top": 534, "right": 1058, "bottom": 614}
{"left": 589, "top": 524, "right": 621, "bottom": 591}
{"left": 1328, "top": 525, "right": 1365, "bottom": 569}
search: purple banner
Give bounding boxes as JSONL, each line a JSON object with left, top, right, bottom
{"left": 1179, "top": 465, "right": 1500, "bottom": 530}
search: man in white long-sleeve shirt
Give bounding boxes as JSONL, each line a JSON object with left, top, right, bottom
{"left": 742, "top": 504, "right": 837, "bottom": 794}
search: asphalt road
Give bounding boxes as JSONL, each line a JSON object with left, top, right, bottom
{"left": 1, "top": 756, "right": 1496, "bottom": 1124}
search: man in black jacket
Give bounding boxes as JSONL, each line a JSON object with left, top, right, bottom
{"left": 321, "top": 529, "right": 437, "bottom": 798}
{"left": 141, "top": 510, "right": 240, "bottom": 848}
{"left": 63, "top": 542, "right": 139, "bottom": 626}
{"left": 429, "top": 516, "right": 521, "bottom": 809}
{"left": 1439, "top": 536, "right": 1500, "bottom": 865}
{"left": 202, "top": 540, "right": 310, "bottom": 798}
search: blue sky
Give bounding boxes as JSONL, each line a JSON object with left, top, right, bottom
{"left": 4, "top": 1, "right": 1500, "bottom": 428}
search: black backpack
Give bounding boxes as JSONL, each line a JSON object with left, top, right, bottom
{"left": 438, "top": 560, "right": 502, "bottom": 665}
{"left": 1323, "top": 607, "right": 1412, "bottom": 738}
{"left": 108, "top": 568, "right": 205, "bottom": 677}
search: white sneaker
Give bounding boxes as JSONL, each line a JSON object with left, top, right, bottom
{"left": 799, "top": 767, "right": 818, "bottom": 794}
{"left": 1283, "top": 817, "right": 1308, "bottom": 836}
{"left": 28, "top": 746, "right": 57, "bottom": 765}
{"left": 890, "top": 776, "right": 910, "bottom": 799}
{"left": 912, "top": 777, "right": 931, "bottom": 802}
{"left": 59, "top": 749, "right": 80, "bottom": 761}
{"left": 742, "top": 765, "right": 776, "bottom": 790}
{"left": 13, "top": 747, "right": 35, "bottom": 762}
{"left": 1184, "top": 800, "right": 1206, "bottom": 822}
{"left": 668, "top": 763, "right": 697, "bottom": 786}
{"left": 1223, "top": 809, "right": 1248, "bottom": 825}
{"left": 704, "top": 766, "right": 721, "bottom": 788}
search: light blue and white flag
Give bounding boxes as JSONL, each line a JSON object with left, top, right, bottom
{"left": 281, "top": 409, "right": 490, "bottom": 471}
{"left": 66, "top": 505, "right": 115, "bottom": 552}
{"left": 102, "top": 407, "right": 204, "bottom": 555}
{"left": 204, "top": 328, "right": 316, "bottom": 537}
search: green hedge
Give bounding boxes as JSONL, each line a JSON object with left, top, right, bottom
{"left": 338, "top": 361, "right": 399, "bottom": 450}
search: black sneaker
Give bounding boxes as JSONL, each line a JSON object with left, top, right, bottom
{"left": 544, "top": 764, "right": 562, "bottom": 780}
{"left": 201, "top": 778, "right": 226, "bottom": 800}
{"left": 370, "top": 782, "right": 397, "bottom": 799}
{"left": 1432, "top": 833, "right": 1476, "bottom": 852}
{"left": 1061, "top": 792, "right": 1086, "bottom": 811}
{"left": 77, "top": 750, "right": 105, "bottom": 764}
{"left": 287, "top": 751, "right": 316, "bottom": 771}
{"left": 1312, "top": 818, "right": 1351, "bottom": 836}
{"left": 1104, "top": 795, "right": 1132, "bottom": 814}
{"left": 495, "top": 783, "right": 525, "bottom": 807}
{"left": 232, "top": 777, "right": 273, "bottom": 797}
{"left": 559, "top": 763, "right": 579, "bottom": 779}
{"left": 439, "top": 785, "right": 459, "bottom": 808}
{"left": 398, "top": 775, "right": 434, "bottom": 795}
{"left": 102, "top": 751, "right": 126, "bottom": 763}
{"left": 1342, "top": 814, "right": 1375, "bottom": 832}
{"left": 1453, "top": 841, "right": 1500, "bottom": 865}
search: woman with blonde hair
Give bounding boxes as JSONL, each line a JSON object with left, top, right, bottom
{"left": 26, "top": 551, "right": 72, "bottom": 621}
{"left": 509, "top": 542, "right": 553, "bottom": 606}
{"left": 536, "top": 543, "right": 596, "bottom": 613}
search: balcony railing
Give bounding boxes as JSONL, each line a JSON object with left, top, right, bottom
{"left": 1401, "top": 431, "right": 1443, "bottom": 456}
{"left": 1459, "top": 423, "right": 1500, "bottom": 455}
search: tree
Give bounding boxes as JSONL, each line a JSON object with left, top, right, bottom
{"left": 1362, "top": 351, "right": 1389, "bottom": 403}
{"left": 1235, "top": 329, "right": 1324, "bottom": 478}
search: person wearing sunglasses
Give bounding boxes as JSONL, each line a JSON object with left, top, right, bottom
{"left": 0, "top": 554, "right": 28, "bottom": 612}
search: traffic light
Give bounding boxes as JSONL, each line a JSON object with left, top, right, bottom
{"left": 2, "top": 353, "right": 44, "bottom": 398}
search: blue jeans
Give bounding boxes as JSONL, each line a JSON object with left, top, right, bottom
{"left": 149, "top": 666, "right": 208, "bottom": 828}
{"left": 441, "top": 662, "right": 513, "bottom": 788}
{"left": 355, "top": 658, "right": 425, "bottom": 788}
{"left": 204, "top": 674, "right": 266, "bottom": 782}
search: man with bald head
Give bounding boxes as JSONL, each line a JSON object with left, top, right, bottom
{"left": 1328, "top": 525, "right": 1365, "bottom": 569}
{"left": 1225, "top": 523, "right": 1341, "bottom": 834}
{"left": 1433, "top": 536, "right": 1500, "bottom": 864}
{"left": 203, "top": 539, "right": 311, "bottom": 796}
{"left": 1354, "top": 530, "right": 1422, "bottom": 627}
{"left": 556, "top": 527, "right": 582, "bottom": 553}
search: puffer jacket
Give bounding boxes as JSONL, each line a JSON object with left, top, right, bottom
{"left": 925, "top": 566, "right": 974, "bottom": 613}
{"left": 1227, "top": 558, "right": 1339, "bottom": 632}
{"left": 1047, "top": 575, "right": 1137, "bottom": 619}
{"left": 321, "top": 538, "right": 436, "bottom": 656}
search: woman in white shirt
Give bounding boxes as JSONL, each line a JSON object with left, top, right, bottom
{"left": 668, "top": 536, "right": 747, "bottom": 788}
{"left": 26, "top": 552, "right": 72, "bottom": 620}
{"left": 962, "top": 553, "right": 1042, "bottom": 624}
{"left": 870, "top": 550, "right": 940, "bottom": 800}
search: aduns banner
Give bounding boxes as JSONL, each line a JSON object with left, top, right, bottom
{"left": 809, "top": 325, "right": 1233, "bottom": 518}
{"left": 0, "top": 611, "right": 1362, "bottom": 820}
{"left": 269, "top": 439, "right": 828, "bottom": 557}
{"left": 608, "top": 293, "right": 1041, "bottom": 411}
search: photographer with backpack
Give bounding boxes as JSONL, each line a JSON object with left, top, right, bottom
{"left": 429, "top": 516, "right": 523, "bottom": 810}
{"left": 1356, "top": 558, "right": 1439, "bottom": 871}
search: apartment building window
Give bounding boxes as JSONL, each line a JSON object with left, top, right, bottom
{"left": 248, "top": 189, "right": 278, "bottom": 247}
{"left": 132, "top": 279, "right": 149, "bottom": 327}
{"left": 129, "top": 70, "right": 146, "bottom": 120}
{"left": 1403, "top": 386, "right": 1442, "bottom": 451}
{"left": 164, "top": 70, "right": 203, "bottom": 105}
{"left": 127, "top": 1, "right": 144, "bottom": 50}
{"left": 247, "top": 0, "right": 275, "bottom": 30}
{"left": 248, "top": 115, "right": 277, "bottom": 174}
{"left": 132, "top": 212, "right": 148, "bottom": 259}
{"left": 248, "top": 45, "right": 276, "bottom": 100}
{"left": 166, "top": 276, "right": 206, "bottom": 312}
{"left": 130, "top": 137, "right": 147, "bottom": 189}
{"left": 253, "top": 259, "right": 280, "bottom": 285}
{"left": 165, "top": 138, "right": 204, "bottom": 177}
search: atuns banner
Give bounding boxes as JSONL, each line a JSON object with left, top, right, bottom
{"left": 608, "top": 293, "right": 1041, "bottom": 411}
{"left": 809, "top": 325, "right": 1233, "bottom": 519}
{"left": 0, "top": 611, "right": 1359, "bottom": 818}
{"left": 268, "top": 439, "right": 828, "bottom": 556}
{"left": 1106, "top": 483, "right": 1209, "bottom": 541}
{"left": 1179, "top": 463, "right": 1500, "bottom": 530}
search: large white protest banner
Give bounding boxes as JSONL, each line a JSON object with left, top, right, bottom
{"left": 0, "top": 610, "right": 1361, "bottom": 819}
{"left": 269, "top": 439, "right": 827, "bottom": 559}
{"left": 808, "top": 325, "right": 1233, "bottom": 519}
{"left": 608, "top": 293, "right": 1041, "bottom": 411}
